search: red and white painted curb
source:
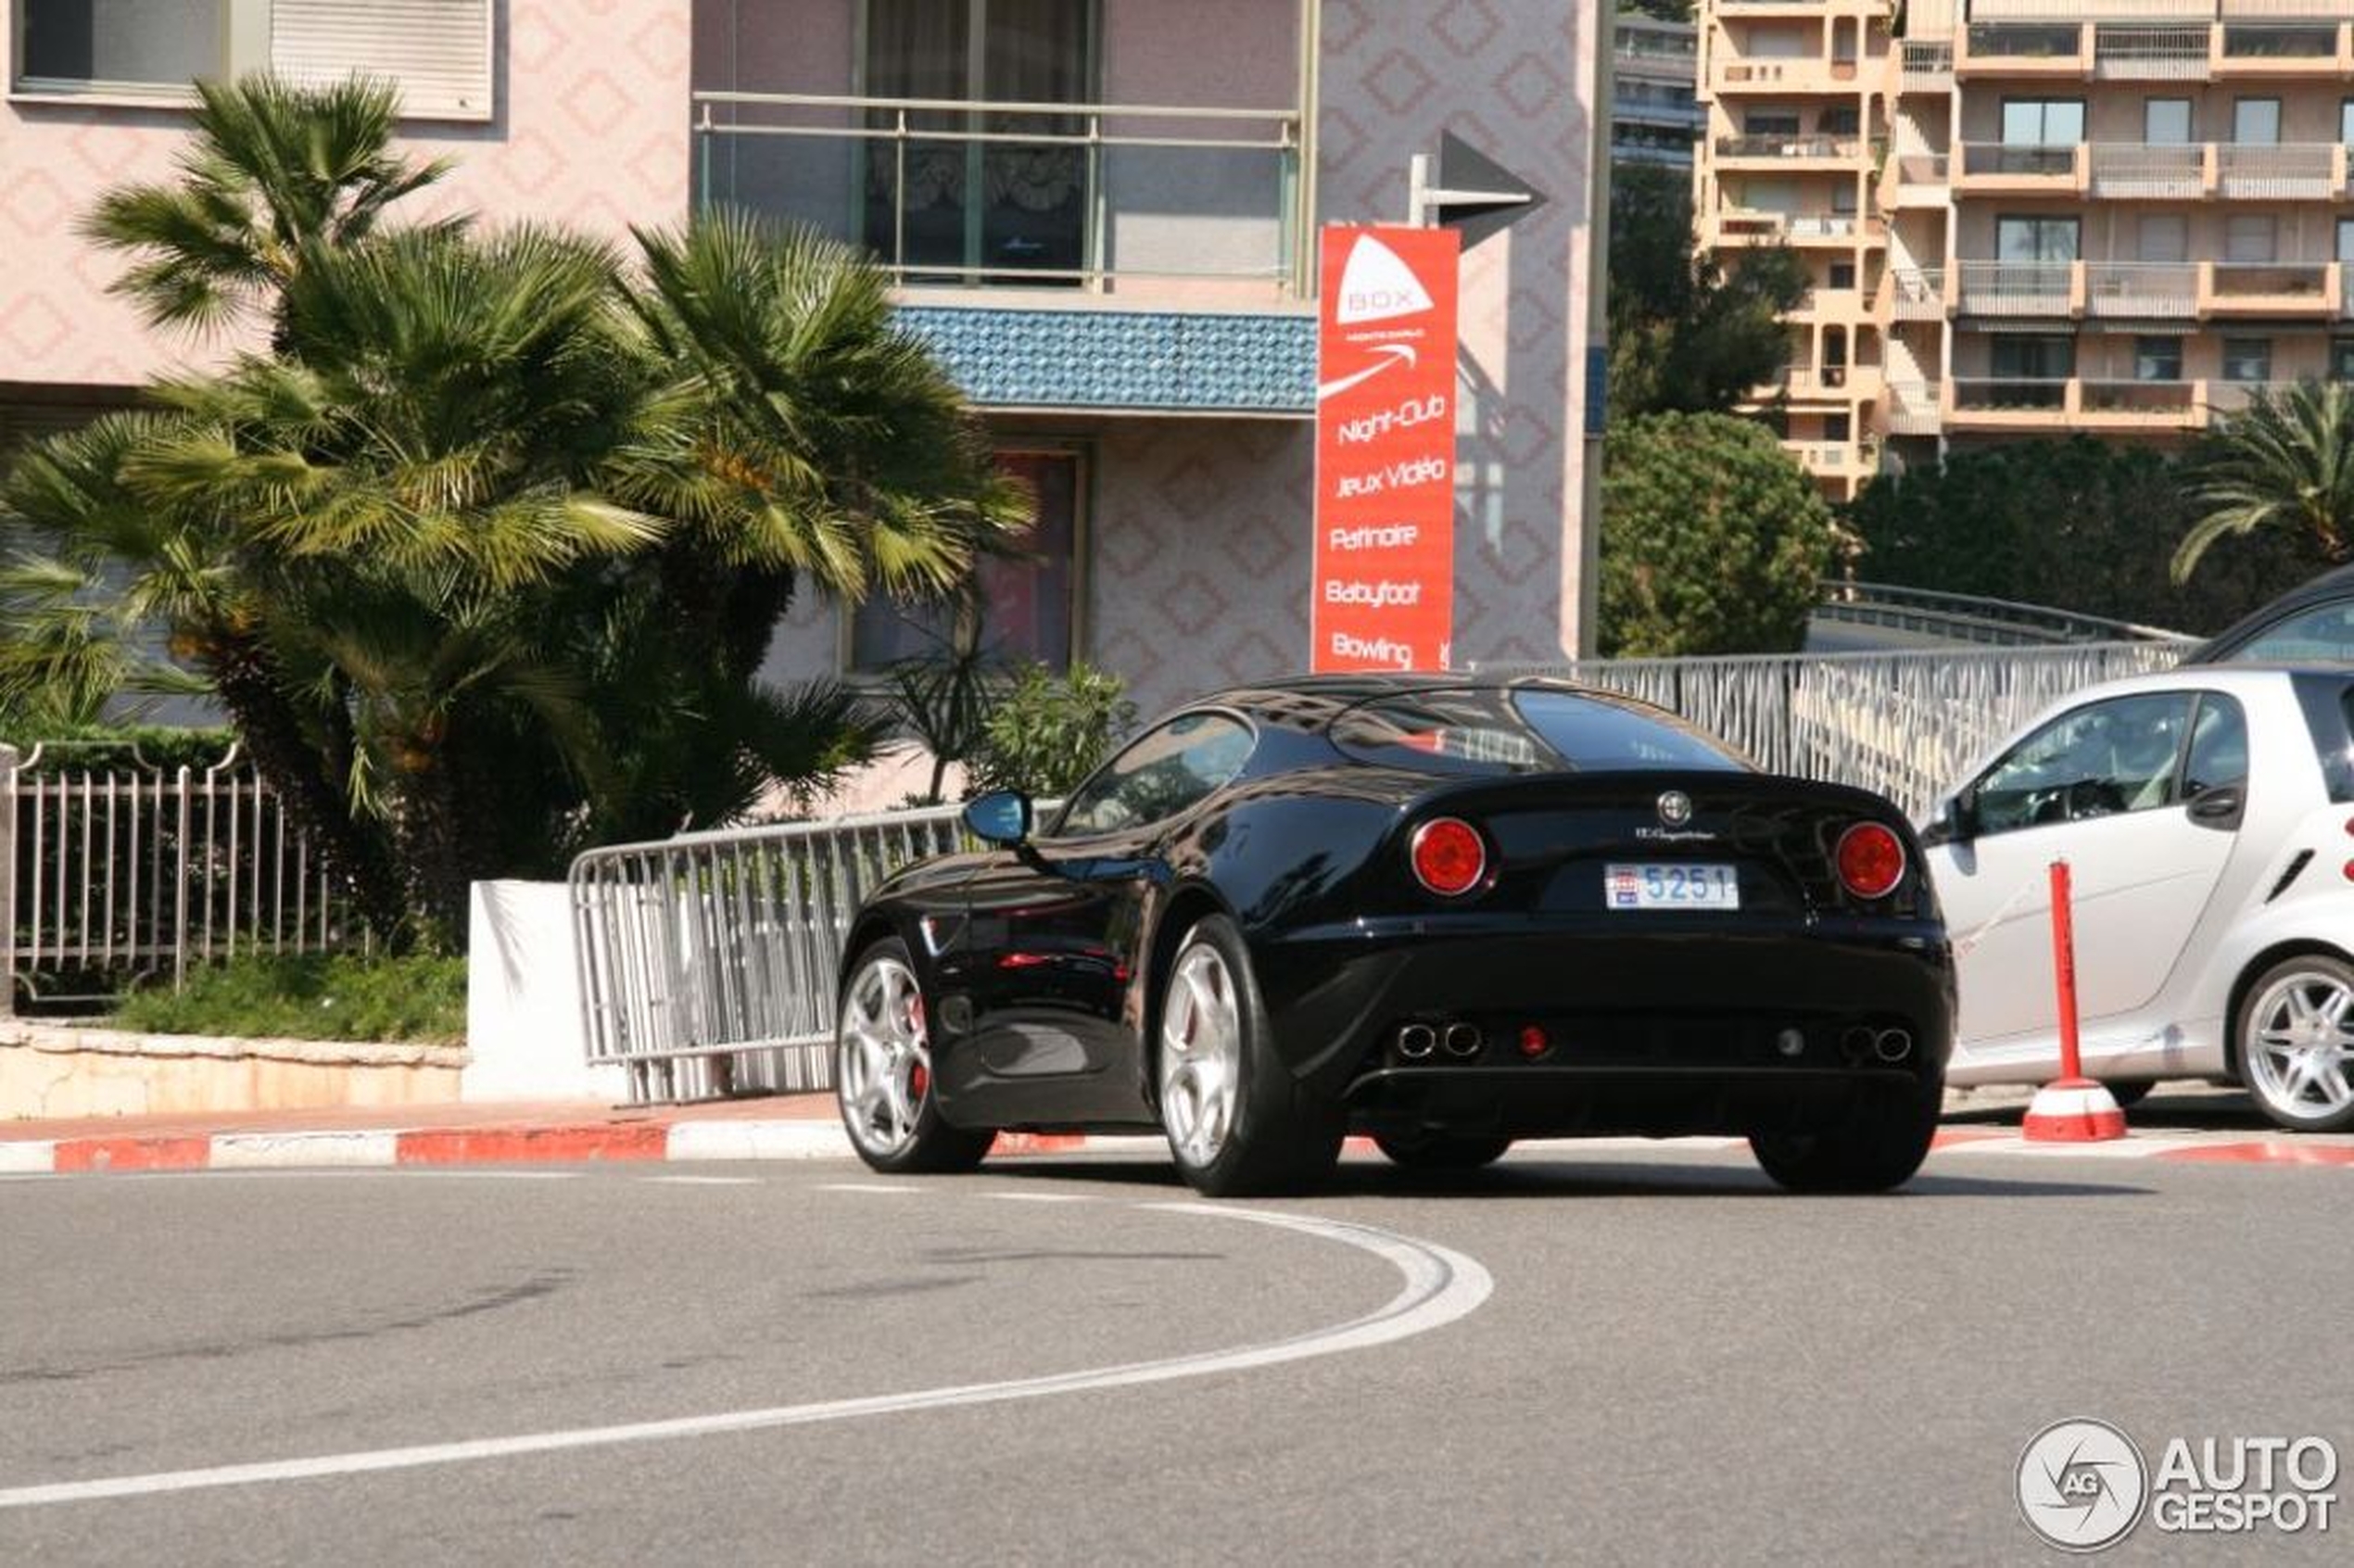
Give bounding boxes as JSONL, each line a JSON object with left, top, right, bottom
{"left": 4, "top": 1121, "right": 2351, "bottom": 1175}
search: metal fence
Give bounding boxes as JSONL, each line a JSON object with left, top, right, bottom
{"left": 568, "top": 641, "right": 2194, "bottom": 1100}
{"left": 2, "top": 743, "right": 361, "bottom": 1010}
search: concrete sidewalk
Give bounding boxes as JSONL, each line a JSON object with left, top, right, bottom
{"left": 6, "top": 1082, "right": 2354, "bottom": 1175}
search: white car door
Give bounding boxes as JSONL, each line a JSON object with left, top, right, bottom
{"left": 1929, "top": 690, "right": 2246, "bottom": 1058}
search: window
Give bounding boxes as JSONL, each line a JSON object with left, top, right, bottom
{"left": 1829, "top": 260, "right": 1857, "bottom": 289}
{"left": 2339, "top": 220, "right": 2354, "bottom": 263}
{"left": 1053, "top": 712, "right": 1253, "bottom": 837}
{"left": 1972, "top": 693, "right": 2196, "bottom": 834}
{"left": 2242, "top": 608, "right": 2354, "bottom": 665}
{"left": 2234, "top": 98, "right": 2281, "bottom": 145}
{"left": 2225, "top": 215, "right": 2276, "bottom": 264}
{"left": 2222, "top": 337, "right": 2272, "bottom": 383}
{"left": 1327, "top": 688, "right": 1740, "bottom": 777}
{"left": 2135, "top": 336, "right": 2183, "bottom": 382}
{"left": 2181, "top": 695, "right": 2248, "bottom": 803}
{"left": 2333, "top": 337, "right": 2354, "bottom": 380}
{"left": 2143, "top": 98, "right": 2192, "bottom": 145}
{"left": 2137, "top": 215, "right": 2188, "bottom": 263}
{"left": 2344, "top": 99, "right": 2354, "bottom": 145}
{"left": 1991, "top": 334, "right": 2075, "bottom": 380}
{"left": 2002, "top": 98, "right": 2085, "bottom": 145}
{"left": 1745, "top": 111, "right": 1801, "bottom": 136}
{"left": 1819, "top": 107, "right": 1860, "bottom": 136}
{"left": 12, "top": 0, "right": 492, "bottom": 118}
{"left": 1997, "top": 216, "right": 2080, "bottom": 262}
{"left": 852, "top": 449, "right": 1082, "bottom": 670}
{"left": 863, "top": 0, "right": 1099, "bottom": 277}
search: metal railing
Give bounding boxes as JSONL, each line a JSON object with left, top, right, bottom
{"left": 1960, "top": 143, "right": 2081, "bottom": 178}
{"left": 2089, "top": 142, "right": 2204, "bottom": 196}
{"left": 690, "top": 90, "right": 1306, "bottom": 297}
{"left": 2086, "top": 260, "right": 2198, "bottom": 316}
{"left": 569, "top": 643, "right": 2193, "bottom": 1099}
{"left": 2095, "top": 24, "right": 2215, "bottom": 74}
{"left": 1900, "top": 40, "right": 1955, "bottom": 83}
{"left": 1951, "top": 375, "right": 2071, "bottom": 411}
{"left": 1956, "top": 260, "right": 2074, "bottom": 313}
{"left": 2, "top": 743, "right": 362, "bottom": 1009}
{"left": 1716, "top": 133, "right": 1863, "bottom": 158}
{"left": 2217, "top": 143, "right": 2336, "bottom": 196}
{"left": 2080, "top": 378, "right": 2201, "bottom": 415}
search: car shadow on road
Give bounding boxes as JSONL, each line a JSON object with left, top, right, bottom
{"left": 1945, "top": 1086, "right": 2270, "bottom": 1133}
{"left": 976, "top": 1158, "right": 2147, "bottom": 1202}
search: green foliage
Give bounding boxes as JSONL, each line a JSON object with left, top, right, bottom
{"left": 110, "top": 952, "right": 466, "bottom": 1043}
{"left": 0, "top": 77, "right": 1029, "bottom": 950}
{"left": 882, "top": 619, "right": 994, "bottom": 806}
{"left": 1845, "top": 437, "right": 2318, "bottom": 635}
{"left": 0, "top": 724, "right": 235, "bottom": 773}
{"left": 1606, "top": 163, "right": 1806, "bottom": 419}
{"left": 1600, "top": 412, "right": 1840, "bottom": 656}
{"left": 2176, "top": 380, "right": 2354, "bottom": 584}
{"left": 970, "top": 662, "right": 1137, "bottom": 799}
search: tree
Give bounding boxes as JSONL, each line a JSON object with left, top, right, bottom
{"left": 3, "top": 80, "right": 1030, "bottom": 948}
{"left": 1599, "top": 412, "right": 1839, "bottom": 656}
{"left": 1606, "top": 163, "right": 1806, "bottom": 419}
{"left": 80, "top": 74, "right": 458, "bottom": 338}
{"left": 2174, "top": 379, "right": 2354, "bottom": 585}
{"left": 1844, "top": 437, "right": 2318, "bottom": 635}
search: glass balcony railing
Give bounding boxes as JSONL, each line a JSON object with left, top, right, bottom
{"left": 691, "top": 91, "right": 1306, "bottom": 298}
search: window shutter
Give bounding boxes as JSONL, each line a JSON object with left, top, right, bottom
{"left": 270, "top": 0, "right": 493, "bottom": 122}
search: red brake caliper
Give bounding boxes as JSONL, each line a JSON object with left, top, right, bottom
{"left": 905, "top": 994, "right": 929, "bottom": 1104}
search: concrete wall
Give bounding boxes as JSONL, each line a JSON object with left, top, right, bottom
{"left": 0, "top": 0, "right": 694, "bottom": 391}
{"left": 1, "top": 1022, "right": 465, "bottom": 1119}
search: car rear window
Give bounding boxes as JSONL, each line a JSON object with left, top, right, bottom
{"left": 2293, "top": 675, "right": 2354, "bottom": 802}
{"left": 1327, "top": 687, "right": 1744, "bottom": 776}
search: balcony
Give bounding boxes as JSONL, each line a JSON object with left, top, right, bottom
{"left": 1956, "top": 260, "right": 2078, "bottom": 316}
{"left": 2077, "top": 379, "right": 2203, "bottom": 429}
{"left": 2216, "top": 23, "right": 2350, "bottom": 75}
{"left": 1885, "top": 267, "right": 1947, "bottom": 320}
{"left": 1900, "top": 41, "right": 1955, "bottom": 91}
{"left": 1785, "top": 363, "right": 1882, "bottom": 400}
{"left": 1882, "top": 383, "right": 1943, "bottom": 436}
{"left": 1888, "top": 151, "right": 1949, "bottom": 205}
{"left": 1790, "top": 440, "right": 1870, "bottom": 483}
{"left": 1712, "top": 57, "right": 1867, "bottom": 94}
{"left": 690, "top": 91, "right": 1306, "bottom": 304}
{"left": 2203, "top": 260, "right": 2339, "bottom": 315}
{"left": 2086, "top": 261, "right": 2198, "bottom": 319}
{"left": 2206, "top": 379, "right": 2297, "bottom": 416}
{"left": 2094, "top": 24, "right": 2214, "bottom": 78}
{"left": 1948, "top": 377, "right": 2071, "bottom": 430}
{"left": 1791, "top": 285, "right": 1865, "bottom": 323}
{"left": 2216, "top": 143, "right": 2338, "bottom": 199}
{"left": 1715, "top": 133, "right": 1866, "bottom": 164}
{"left": 1955, "top": 142, "right": 2086, "bottom": 195}
{"left": 2088, "top": 143, "right": 2204, "bottom": 199}
{"left": 1956, "top": 23, "right": 2088, "bottom": 76}
{"left": 1968, "top": 0, "right": 2208, "bottom": 17}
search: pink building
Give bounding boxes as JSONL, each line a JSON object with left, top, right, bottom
{"left": 3, "top": 1, "right": 1603, "bottom": 717}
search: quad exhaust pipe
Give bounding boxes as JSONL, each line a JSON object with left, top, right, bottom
{"left": 1840, "top": 1025, "right": 1915, "bottom": 1065}
{"left": 1395, "top": 1021, "right": 1485, "bottom": 1061}
{"left": 1874, "top": 1028, "right": 1914, "bottom": 1064}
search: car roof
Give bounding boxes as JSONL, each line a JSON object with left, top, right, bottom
{"left": 2041, "top": 664, "right": 2353, "bottom": 703}
{"left": 2188, "top": 562, "right": 2354, "bottom": 663}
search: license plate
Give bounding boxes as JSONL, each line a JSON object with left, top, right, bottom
{"left": 1606, "top": 864, "right": 1740, "bottom": 911}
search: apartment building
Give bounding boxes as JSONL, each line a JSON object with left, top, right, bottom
{"left": 1697, "top": 0, "right": 2354, "bottom": 499}
{"left": 1614, "top": 11, "right": 1703, "bottom": 171}
{"left": 2, "top": 2, "right": 1604, "bottom": 720}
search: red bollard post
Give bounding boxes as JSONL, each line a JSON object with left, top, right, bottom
{"left": 2022, "top": 857, "right": 2127, "bottom": 1142}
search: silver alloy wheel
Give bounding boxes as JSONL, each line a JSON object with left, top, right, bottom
{"left": 837, "top": 954, "right": 933, "bottom": 1157}
{"left": 2245, "top": 967, "right": 2354, "bottom": 1121}
{"left": 1159, "top": 940, "right": 1245, "bottom": 1169}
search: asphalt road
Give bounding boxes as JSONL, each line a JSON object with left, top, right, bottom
{"left": 4, "top": 1149, "right": 2348, "bottom": 1565}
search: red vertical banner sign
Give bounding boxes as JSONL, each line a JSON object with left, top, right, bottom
{"left": 1311, "top": 224, "right": 1462, "bottom": 673}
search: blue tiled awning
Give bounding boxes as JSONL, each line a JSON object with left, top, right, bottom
{"left": 898, "top": 306, "right": 1315, "bottom": 417}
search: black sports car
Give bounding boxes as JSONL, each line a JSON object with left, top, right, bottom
{"left": 834, "top": 675, "right": 1955, "bottom": 1196}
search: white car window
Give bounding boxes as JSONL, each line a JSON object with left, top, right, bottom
{"left": 2224, "top": 600, "right": 2354, "bottom": 663}
{"left": 1973, "top": 692, "right": 2196, "bottom": 833}
{"left": 2182, "top": 694, "right": 2248, "bottom": 800}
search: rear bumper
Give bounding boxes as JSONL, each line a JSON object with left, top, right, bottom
{"left": 1255, "top": 916, "right": 1954, "bottom": 1129}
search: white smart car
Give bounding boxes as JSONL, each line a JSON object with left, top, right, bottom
{"left": 1922, "top": 665, "right": 2354, "bottom": 1132}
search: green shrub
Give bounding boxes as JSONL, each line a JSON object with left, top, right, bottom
{"left": 0, "top": 723, "right": 236, "bottom": 774}
{"left": 969, "top": 661, "right": 1136, "bottom": 798}
{"left": 110, "top": 953, "right": 466, "bottom": 1043}
{"left": 1600, "top": 412, "right": 1841, "bottom": 656}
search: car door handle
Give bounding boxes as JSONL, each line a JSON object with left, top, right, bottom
{"left": 2188, "top": 786, "right": 2245, "bottom": 828}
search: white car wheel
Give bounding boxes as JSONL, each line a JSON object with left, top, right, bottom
{"left": 2239, "top": 956, "right": 2354, "bottom": 1133}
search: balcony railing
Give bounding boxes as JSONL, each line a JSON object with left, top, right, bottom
{"left": 1957, "top": 260, "right": 2075, "bottom": 314}
{"left": 2207, "top": 378, "right": 2297, "bottom": 415}
{"left": 2216, "top": 143, "right": 2336, "bottom": 197}
{"left": 1953, "top": 377, "right": 2070, "bottom": 411}
{"left": 1893, "top": 151, "right": 1950, "bottom": 184}
{"left": 2089, "top": 142, "right": 2204, "bottom": 196}
{"left": 1900, "top": 41, "right": 1955, "bottom": 87}
{"left": 2208, "top": 261, "right": 2334, "bottom": 306}
{"left": 2095, "top": 24, "right": 2215, "bottom": 76}
{"left": 1716, "top": 133, "right": 1864, "bottom": 159}
{"left": 1888, "top": 267, "right": 1946, "bottom": 318}
{"left": 1966, "top": 22, "right": 2087, "bottom": 64}
{"left": 1884, "top": 385, "right": 1943, "bottom": 436}
{"left": 2085, "top": 261, "right": 2198, "bottom": 317}
{"left": 1960, "top": 142, "right": 2081, "bottom": 179}
{"left": 690, "top": 91, "right": 1306, "bottom": 297}
{"left": 2080, "top": 379, "right": 2199, "bottom": 415}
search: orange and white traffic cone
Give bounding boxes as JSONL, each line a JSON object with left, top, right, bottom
{"left": 2022, "top": 860, "right": 2128, "bottom": 1143}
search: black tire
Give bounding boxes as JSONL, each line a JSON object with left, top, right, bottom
{"left": 1156, "top": 915, "right": 1343, "bottom": 1197}
{"left": 2234, "top": 954, "right": 2354, "bottom": 1133}
{"left": 1750, "top": 1076, "right": 1943, "bottom": 1194}
{"left": 2106, "top": 1080, "right": 2156, "bottom": 1109}
{"left": 1373, "top": 1132, "right": 1513, "bottom": 1171}
{"left": 835, "top": 938, "right": 993, "bottom": 1175}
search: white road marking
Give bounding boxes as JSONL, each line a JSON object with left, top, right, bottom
{"left": 640, "top": 1175, "right": 761, "bottom": 1186}
{"left": 0, "top": 1202, "right": 1492, "bottom": 1511}
{"left": 0, "top": 1141, "right": 57, "bottom": 1175}
{"left": 209, "top": 1132, "right": 399, "bottom": 1170}
{"left": 814, "top": 1182, "right": 924, "bottom": 1194}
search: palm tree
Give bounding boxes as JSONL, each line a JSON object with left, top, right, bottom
{"left": 2174, "top": 379, "right": 2354, "bottom": 584}
{"left": 80, "top": 74, "right": 457, "bottom": 338}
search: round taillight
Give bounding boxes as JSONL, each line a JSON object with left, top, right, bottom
{"left": 1411, "top": 817, "right": 1487, "bottom": 897}
{"left": 1835, "top": 822, "right": 1906, "bottom": 901}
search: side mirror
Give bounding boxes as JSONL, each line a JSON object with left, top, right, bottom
{"left": 1924, "top": 789, "right": 1978, "bottom": 847}
{"left": 962, "top": 790, "right": 1032, "bottom": 847}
